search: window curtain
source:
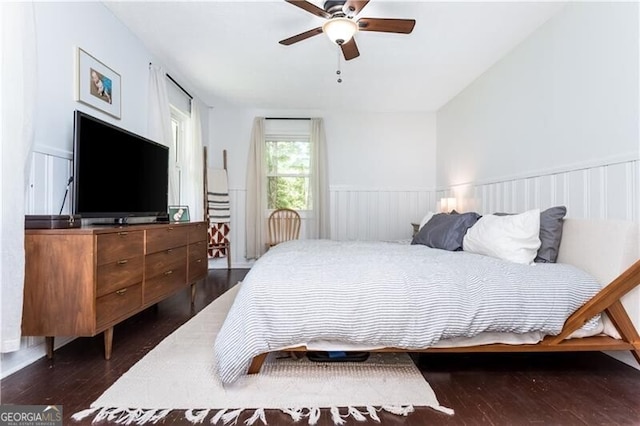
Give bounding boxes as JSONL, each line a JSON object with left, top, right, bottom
{"left": 148, "top": 65, "right": 178, "bottom": 205}
{"left": 1, "top": 1, "right": 37, "bottom": 353}
{"left": 309, "top": 118, "right": 331, "bottom": 239}
{"left": 183, "top": 101, "right": 204, "bottom": 221}
{"left": 245, "top": 117, "right": 266, "bottom": 259}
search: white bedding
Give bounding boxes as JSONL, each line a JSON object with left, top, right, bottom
{"left": 214, "top": 239, "right": 603, "bottom": 384}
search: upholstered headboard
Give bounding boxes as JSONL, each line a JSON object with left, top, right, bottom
{"left": 557, "top": 218, "right": 639, "bottom": 285}
{"left": 557, "top": 218, "right": 640, "bottom": 339}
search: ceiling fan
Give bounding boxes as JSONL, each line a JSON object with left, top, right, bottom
{"left": 279, "top": 0, "right": 416, "bottom": 61}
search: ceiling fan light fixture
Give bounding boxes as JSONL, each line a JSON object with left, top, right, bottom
{"left": 322, "top": 17, "right": 357, "bottom": 45}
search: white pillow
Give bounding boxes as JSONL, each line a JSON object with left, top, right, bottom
{"left": 463, "top": 209, "right": 542, "bottom": 264}
{"left": 418, "top": 211, "right": 436, "bottom": 231}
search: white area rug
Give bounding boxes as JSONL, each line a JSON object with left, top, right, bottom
{"left": 72, "top": 285, "right": 453, "bottom": 425}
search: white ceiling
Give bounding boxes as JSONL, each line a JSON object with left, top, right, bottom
{"left": 105, "top": 1, "right": 566, "bottom": 112}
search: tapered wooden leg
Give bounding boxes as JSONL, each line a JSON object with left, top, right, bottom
{"left": 248, "top": 353, "right": 268, "bottom": 374}
{"left": 227, "top": 243, "right": 231, "bottom": 270}
{"left": 45, "top": 336, "right": 54, "bottom": 359}
{"left": 104, "top": 327, "right": 113, "bottom": 360}
{"left": 191, "top": 283, "right": 197, "bottom": 305}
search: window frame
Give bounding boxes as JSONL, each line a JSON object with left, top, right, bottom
{"left": 264, "top": 132, "right": 312, "bottom": 214}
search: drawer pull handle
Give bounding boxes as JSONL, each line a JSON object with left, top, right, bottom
{"left": 166, "top": 249, "right": 173, "bottom": 254}
{"left": 116, "top": 288, "right": 128, "bottom": 296}
{"left": 164, "top": 270, "right": 173, "bottom": 276}
{"left": 117, "top": 259, "right": 128, "bottom": 265}
{"left": 168, "top": 227, "right": 174, "bottom": 231}
{"left": 118, "top": 231, "right": 129, "bottom": 236}
{"left": 196, "top": 259, "right": 202, "bottom": 263}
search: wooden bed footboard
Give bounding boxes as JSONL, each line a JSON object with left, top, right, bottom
{"left": 248, "top": 259, "right": 640, "bottom": 375}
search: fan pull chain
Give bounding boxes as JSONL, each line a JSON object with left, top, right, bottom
{"left": 336, "top": 48, "right": 343, "bottom": 84}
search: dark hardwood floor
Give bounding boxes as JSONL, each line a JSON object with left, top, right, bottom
{"left": 2, "top": 269, "right": 640, "bottom": 425}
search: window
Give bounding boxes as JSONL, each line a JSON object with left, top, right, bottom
{"left": 170, "top": 106, "right": 189, "bottom": 202}
{"left": 265, "top": 137, "right": 311, "bottom": 210}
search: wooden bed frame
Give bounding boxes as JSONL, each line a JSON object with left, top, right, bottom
{"left": 246, "top": 218, "right": 640, "bottom": 375}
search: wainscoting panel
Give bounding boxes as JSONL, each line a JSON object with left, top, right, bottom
{"left": 330, "top": 187, "right": 436, "bottom": 242}
{"left": 27, "top": 150, "right": 73, "bottom": 215}
{"left": 448, "top": 160, "right": 639, "bottom": 222}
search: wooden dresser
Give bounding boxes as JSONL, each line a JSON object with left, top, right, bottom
{"left": 22, "top": 222, "right": 208, "bottom": 359}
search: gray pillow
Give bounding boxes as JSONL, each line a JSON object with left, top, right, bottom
{"left": 411, "top": 212, "right": 481, "bottom": 251}
{"left": 495, "top": 206, "right": 567, "bottom": 263}
{"left": 535, "top": 206, "right": 567, "bottom": 263}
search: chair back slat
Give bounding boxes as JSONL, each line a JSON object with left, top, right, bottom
{"left": 268, "top": 208, "right": 301, "bottom": 247}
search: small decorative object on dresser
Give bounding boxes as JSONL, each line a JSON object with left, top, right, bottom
{"left": 169, "top": 205, "right": 190, "bottom": 223}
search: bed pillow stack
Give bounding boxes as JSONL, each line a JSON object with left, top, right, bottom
{"left": 412, "top": 206, "right": 567, "bottom": 265}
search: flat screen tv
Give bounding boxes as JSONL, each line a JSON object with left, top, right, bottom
{"left": 72, "top": 110, "right": 169, "bottom": 224}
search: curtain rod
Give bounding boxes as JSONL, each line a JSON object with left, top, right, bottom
{"left": 166, "top": 74, "right": 193, "bottom": 101}
{"left": 265, "top": 117, "right": 310, "bottom": 120}
{"left": 149, "top": 62, "right": 193, "bottom": 101}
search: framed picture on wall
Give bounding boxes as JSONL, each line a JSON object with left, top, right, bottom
{"left": 75, "top": 47, "right": 121, "bottom": 119}
{"left": 168, "top": 205, "right": 190, "bottom": 223}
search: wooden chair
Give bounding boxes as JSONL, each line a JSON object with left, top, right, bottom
{"left": 268, "top": 208, "right": 301, "bottom": 248}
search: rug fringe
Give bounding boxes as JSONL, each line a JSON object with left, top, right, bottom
{"left": 71, "top": 407, "right": 172, "bottom": 425}
{"left": 429, "top": 403, "right": 455, "bottom": 416}
{"left": 281, "top": 408, "right": 304, "bottom": 422}
{"left": 71, "top": 407, "right": 99, "bottom": 421}
{"left": 329, "top": 407, "right": 346, "bottom": 425}
{"left": 244, "top": 408, "right": 266, "bottom": 425}
{"left": 186, "top": 409, "right": 210, "bottom": 424}
{"left": 381, "top": 404, "right": 414, "bottom": 416}
{"left": 307, "top": 407, "right": 321, "bottom": 425}
{"left": 72, "top": 404, "right": 453, "bottom": 425}
{"left": 365, "top": 406, "right": 381, "bottom": 423}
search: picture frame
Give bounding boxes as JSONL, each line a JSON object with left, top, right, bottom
{"left": 168, "top": 205, "right": 190, "bottom": 223}
{"left": 75, "top": 47, "right": 121, "bottom": 119}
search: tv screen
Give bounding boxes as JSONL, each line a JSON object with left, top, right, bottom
{"left": 72, "top": 110, "right": 169, "bottom": 223}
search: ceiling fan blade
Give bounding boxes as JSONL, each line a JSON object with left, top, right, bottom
{"left": 342, "top": 0, "right": 370, "bottom": 16}
{"left": 357, "top": 17, "right": 416, "bottom": 34}
{"left": 279, "top": 27, "right": 324, "bottom": 45}
{"left": 340, "top": 38, "right": 360, "bottom": 61}
{"left": 285, "top": 0, "right": 331, "bottom": 19}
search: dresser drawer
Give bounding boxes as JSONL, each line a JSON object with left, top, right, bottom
{"left": 144, "top": 267, "right": 187, "bottom": 304}
{"left": 146, "top": 226, "right": 188, "bottom": 254}
{"left": 96, "top": 256, "right": 144, "bottom": 297}
{"left": 188, "top": 240, "right": 207, "bottom": 262}
{"left": 96, "top": 283, "right": 142, "bottom": 330}
{"left": 145, "top": 246, "right": 187, "bottom": 279}
{"left": 96, "top": 231, "right": 144, "bottom": 265}
{"left": 188, "top": 222, "right": 208, "bottom": 243}
{"left": 188, "top": 257, "right": 207, "bottom": 283}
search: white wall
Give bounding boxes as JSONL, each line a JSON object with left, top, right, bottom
{"left": 435, "top": 2, "right": 640, "bottom": 368}
{"left": 437, "top": 2, "right": 638, "bottom": 189}
{"left": 2, "top": 2, "right": 209, "bottom": 379}
{"left": 208, "top": 108, "right": 437, "bottom": 267}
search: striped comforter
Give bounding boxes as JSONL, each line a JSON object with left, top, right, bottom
{"left": 214, "top": 239, "right": 602, "bottom": 384}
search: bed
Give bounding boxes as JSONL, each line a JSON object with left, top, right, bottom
{"left": 214, "top": 216, "right": 640, "bottom": 385}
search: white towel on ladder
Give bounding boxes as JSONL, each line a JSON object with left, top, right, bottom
{"left": 207, "top": 168, "right": 230, "bottom": 223}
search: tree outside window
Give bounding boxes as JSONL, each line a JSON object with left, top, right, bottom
{"left": 265, "top": 138, "right": 311, "bottom": 210}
